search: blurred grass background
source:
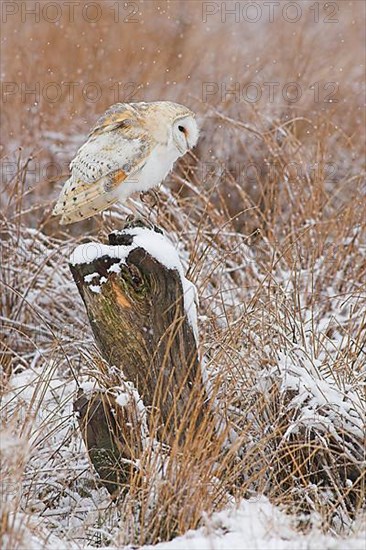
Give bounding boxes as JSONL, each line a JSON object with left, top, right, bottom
{"left": 1, "top": 0, "right": 365, "bottom": 233}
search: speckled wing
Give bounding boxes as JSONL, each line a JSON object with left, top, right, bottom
{"left": 53, "top": 111, "right": 153, "bottom": 225}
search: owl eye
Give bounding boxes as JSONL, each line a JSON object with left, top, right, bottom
{"left": 178, "top": 125, "right": 185, "bottom": 133}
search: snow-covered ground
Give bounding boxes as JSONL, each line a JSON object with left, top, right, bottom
{"left": 2, "top": 224, "right": 365, "bottom": 550}
{"left": 4, "top": 496, "right": 366, "bottom": 550}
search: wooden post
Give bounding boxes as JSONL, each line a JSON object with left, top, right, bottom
{"left": 70, "top": 220, "right": 211, "bottom": 494}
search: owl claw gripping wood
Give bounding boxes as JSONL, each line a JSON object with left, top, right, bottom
{"left": 52, "top": 101, "right": 199, "bottom": 225}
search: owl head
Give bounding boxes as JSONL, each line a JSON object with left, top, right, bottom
{"left": 140, "top": 101, "right": 199, "bottom": 155}
{"left": 169, "top": 104, "right": 199, "bottom": 155}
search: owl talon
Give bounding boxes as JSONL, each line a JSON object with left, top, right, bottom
{"left": 122, "top": 215, "right": 157, "bottom": 232}
{"left": 140, "top": 190, "right": 159, "bottom": 209}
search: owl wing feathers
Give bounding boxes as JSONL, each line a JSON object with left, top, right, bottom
{"left": 69, "top": 130, "right": 150, "bottom": 184}
{"left": 88, "top": 104, "right": 140, "bottom": 137}
{"left": 53, "top": 116, "right": 153, "bottom": 224}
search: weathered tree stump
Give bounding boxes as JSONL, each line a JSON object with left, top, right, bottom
{"left": 73, "top": 390, "right": 137, "bottom": 496}
{"left": 70, "top": 220, "right": 212, "bottom": 494}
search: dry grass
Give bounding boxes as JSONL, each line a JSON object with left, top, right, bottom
{"left": 1, "top": 1, "right": 365, "bottom": 548}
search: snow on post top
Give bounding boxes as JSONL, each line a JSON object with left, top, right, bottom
{"left": 69, "top": 226, "right": 198, "bottom": 343}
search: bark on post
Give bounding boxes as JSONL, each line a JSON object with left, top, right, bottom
{"left": 70, "top": 220, "right": 210, "bottom": 493}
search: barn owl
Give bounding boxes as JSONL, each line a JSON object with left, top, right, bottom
{"left": 52, "top": 101, "right": 199, "bottom": 225}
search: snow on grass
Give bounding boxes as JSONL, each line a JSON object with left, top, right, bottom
{"left": 2, "top": 217, "right": 364, "bottom": 549}
{"left": 275, "top": 350, "right": 364, "bottom": 441}
{"left": 136, "top": 497, "right": 366, "bottom": 550}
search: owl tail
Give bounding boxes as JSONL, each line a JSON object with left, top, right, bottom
{"left": 52, "top": 177, "right": 119, "bottom": 225}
